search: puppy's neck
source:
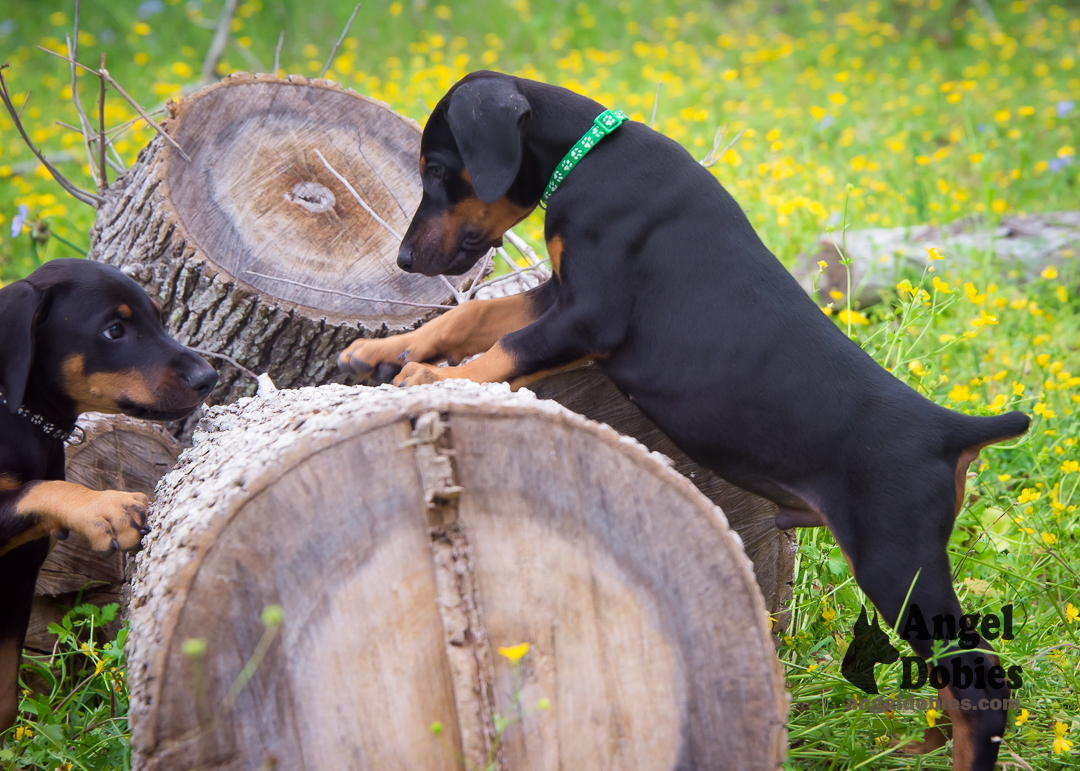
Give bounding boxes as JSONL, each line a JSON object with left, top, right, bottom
{"left": 515, "top": 81, "right": 609, "bottom": 205}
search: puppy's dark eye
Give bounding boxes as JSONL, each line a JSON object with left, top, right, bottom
{"left": 427, "top": 163, "right": 444, "bottom": 180}
{"left": 103, "top": 322, "right": 125, "bottom": 340}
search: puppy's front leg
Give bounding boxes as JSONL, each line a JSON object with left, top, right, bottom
{"left": 394, "top": 291, "right": 621, "bottom": 389}
{"left": 339, "top": 281, "right": 556, "bottom": 383}
{"left": 0, "top": 481, "right": 149, "bottom": 557}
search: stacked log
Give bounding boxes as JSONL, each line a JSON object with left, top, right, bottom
{"left": 126, "top": 383, "right": 788, "bottom": 771}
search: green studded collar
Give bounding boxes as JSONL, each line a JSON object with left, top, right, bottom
{"left": 541, "top": 109, "right": 628, "bottom": 205}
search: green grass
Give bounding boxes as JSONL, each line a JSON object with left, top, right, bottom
{"left": 1, "top": 0, "right": 1078, "bottom": 768}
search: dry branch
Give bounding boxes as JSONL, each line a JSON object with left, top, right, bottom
{"left": 0, "top": 63, "right": 102, "bottom": 206}
{"left": 201, "top": 0, "right": 241, "bottom": 84}
{"left": 320, "top": 3, "right": 361, "bottom": 79}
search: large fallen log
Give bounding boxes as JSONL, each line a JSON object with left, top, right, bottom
{"left": 127, "top": 383, "right": 788, "bottom": 771}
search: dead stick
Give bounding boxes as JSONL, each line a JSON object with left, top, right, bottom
{"left": 67, "top": 33, "right": 99, "bottom": 186}
{"left": 320, "top": 3, "right": 360, "bottom": 79}
{"left": 201, "top": 0, "right": 240, "bottom": 84}
{"left": 0, "top": 64, "right": 102, "bottom": 206}
{"left": 188, "top": 348, "right": 259, "bottom": 380}
{"left": 97, "top": 52, "right": 107, "bottom": 192}
{"left": 312, "top": 148, "right": 401, "bottom": 239}
{"left": 37, "top": 47, "right": 192, "bottom": 162}
{"left": 272, "top": 31, "right": 284, "bottom": 75}
{"left": 55, "top": 121, "right": 126, "bottom": 173}
{"left": 15, "top": 88, "right": 29, "bottom": 119}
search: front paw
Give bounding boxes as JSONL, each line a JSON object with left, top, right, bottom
{"left": 393, "top": 362, "right": 444, "bottom": 387}
{"left": 338, "top": 339, "right": 408, "bottom": 383}
{"left": 71, "top": 490, "right": 150, "bottom": 553}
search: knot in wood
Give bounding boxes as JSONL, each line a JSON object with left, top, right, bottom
{"left": 284, "top": 181, "right": 336, "bottom": 214}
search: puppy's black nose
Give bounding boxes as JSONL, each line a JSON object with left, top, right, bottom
{"left": 183, "top": 364, "right": 219, "bottom": 399}
{"left": 397, "top": 247, "right": 414, "bottom": 272}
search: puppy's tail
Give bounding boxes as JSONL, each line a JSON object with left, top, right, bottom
{"left": 952, "top": 410, "right": 1030, "bottom": 452}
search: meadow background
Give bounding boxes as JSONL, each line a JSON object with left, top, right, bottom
{"left": 0, "top": 0, "right": 1077, "bottom": 768}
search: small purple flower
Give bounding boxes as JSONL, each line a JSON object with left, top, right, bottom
{"left": 818, "top": 114, "right": 834, "bottom": 130}
{"left": 1057, "top": 100, "right": 1075, "bottom": 118}
{"left": 976, "top": 123, "right": 988, "bottom": 133}
{"left": 1048, "top": 156, "right": 1073, "bottom": 173}
{"left": 10, "top": 204, "right": 28, "bottom": 239}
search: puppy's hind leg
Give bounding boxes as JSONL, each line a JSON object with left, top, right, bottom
{"left": 838, "top": 493, "right": 1008, "bottom": 771}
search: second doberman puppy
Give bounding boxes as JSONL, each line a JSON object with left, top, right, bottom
{"left": 338, "top": 72, "right": 1028, "bottom": 771}
{"left": 0, "top": 258, "right": 217, "bottom": 734}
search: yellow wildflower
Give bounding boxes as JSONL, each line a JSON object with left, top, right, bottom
{"left": 964, "top": 282, "right": 986, "bottom": 304}
{"left": 926, "top": 709, "right": 939, "bottom": 727}
{"left": 932, "top": 276, "right": 951, "bottom": 293}
{"left": 1015, "top": 708, "right": 1029, "bottom": 725}
{"left": 926, "top": 246, "right": 944, "bottom": 260}
{"left": 498, "top": 642, "right": 530, "bottom": 663}
{"left": 838, "top": 309, "right": 870, "bottom": 326}
{"left": 1053, "top": 722, "right": 1072, "bottom": 755}
{"left": 1041, "top": 266, "right": 1059, "bottom": 280}
{"left": 949, "top": 384, "right": 970, "bottom": 402}
{"left": 1066, "top": 603, "right": 1079, "bottom": 624}
{"left": 1042, "top": 532, "right": 1058, "bottom": 546}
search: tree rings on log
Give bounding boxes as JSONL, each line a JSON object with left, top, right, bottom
{"left": 128, "top": 383, "right": 787, "bottom": 770}
{"left": 25, "top": 414, "right": 181, "bottom": 653}
{"left": 91, "top": 74, "right": 481, "bottom": 406}
{"left": 530, "top": 362, "right": 796, "bottom": 631}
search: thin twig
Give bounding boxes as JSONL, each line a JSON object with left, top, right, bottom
{"left": 650, "top": 80, "right": 661, "bottom": 129}
{"left": 67, "top": 29, "right": 99, "bottom": 187}
{"left": 417, "top": 98, "right": 431, "bottom": 115}
{"left": 699, "top": 123, "right": 743, "bottom": 167}
{"left": 97, "top": 52, "right": 107, "bottom": 192}
{"left": 38, "top": 48, "right": 192, "bottom": 162}
{"left": 320, "top": 3, "right": 361, "bottom": 79}
{"left": 312, "top": 148, "right": 401, "bottom": 239}
{"left": 201, "top": 0, "right": 241, "bottom": 84}
{"left": 15, "top": 88, "right": 29, "bottom": 119}
{"left": 504, "top": 229, "right": 539, "bottom": 266}
{"left": 55, "top": 121, "right": 125, "bottom": 173}
{"left": 0, "top": 63, "right": 102, "bottom": 206}
{"left": 272, "top": 31, "right": 284, "bottom": 75}
{"left": 244, "top": 270, "right": 454, "bottom": 310}
{"left": 102, "top": 67, "right": 192, "bottom": 162}
{"left": 189, "top": 347, "right": 259, "bottom": 380}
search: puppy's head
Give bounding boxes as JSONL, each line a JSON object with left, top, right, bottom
{"left": 0, "top": 259, "right": 218, "bottom": 422}
{"left": 398, "top": 72, "right": 535, "bottom": 276}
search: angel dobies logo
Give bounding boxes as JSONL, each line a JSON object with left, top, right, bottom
{"left": 840, "top": 604, "right": 1023, "bottom": 695}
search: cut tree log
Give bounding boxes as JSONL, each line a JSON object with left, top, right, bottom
{"left": 90, "top": 73, "right": 483, "bottom": 408}
{"left": 530, "top": 362, "right": 795, "bottom": 627}
{"left": 25, "top": 414, "right": 182, "bottom": 653}
{"left": 127, "top": 383, "right": 788, "bottom": 771}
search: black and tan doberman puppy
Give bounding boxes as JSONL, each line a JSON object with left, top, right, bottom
{"left": 0, "top": 258, "right": 217, "bottom": 733}
{"left": 338, "top": 71, "right": 1028, "bottom": 770}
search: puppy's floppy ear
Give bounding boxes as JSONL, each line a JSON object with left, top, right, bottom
{"left": 0, "top": 280, "right": 44, "bottom": 414}
{"left": 446, "top": 77, "right": 531, "bottom": 204}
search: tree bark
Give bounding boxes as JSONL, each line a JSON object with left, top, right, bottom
{"left": 127, "top": 383, "right": 788, "bottom": 771}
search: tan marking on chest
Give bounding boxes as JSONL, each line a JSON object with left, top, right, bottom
{"left": 0, "top": 474, "right": 20, "bottom": 491}
{"left": 546, "top": 235, "right": 564, "bottom": 277}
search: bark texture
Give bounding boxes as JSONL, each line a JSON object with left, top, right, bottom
{"left": 127, "top": 382, "right": 788, "bottom": 771}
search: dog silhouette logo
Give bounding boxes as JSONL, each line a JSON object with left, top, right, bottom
{"left": 842, "top": 606, "right": 900, "bottom": 694}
